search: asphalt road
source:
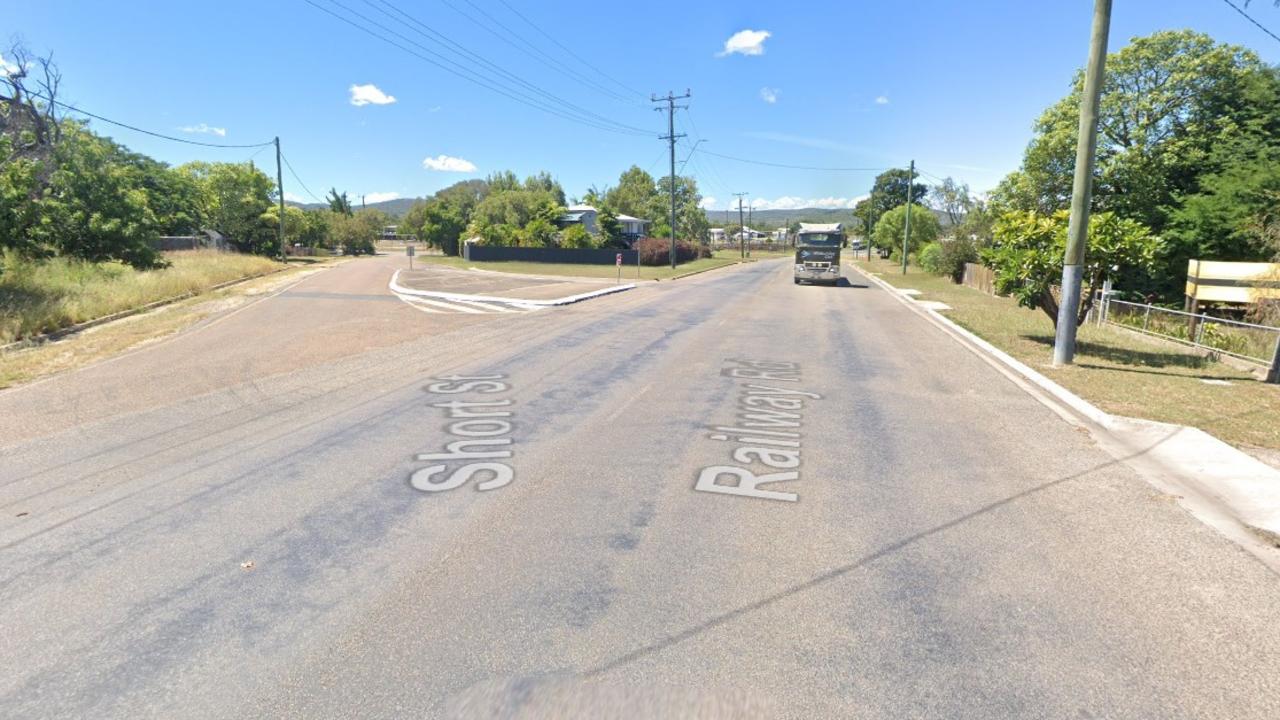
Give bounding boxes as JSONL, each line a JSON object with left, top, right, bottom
{"left": 2, "top": 254, "right": 1279, "bottom": 719}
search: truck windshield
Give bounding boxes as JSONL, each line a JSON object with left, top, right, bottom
{"left": 797, "top": 233, "right": 841, "bottom": 246}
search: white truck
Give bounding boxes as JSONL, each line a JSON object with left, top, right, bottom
{"left": 793, "top": 222, "right": 844, "bottom": 285}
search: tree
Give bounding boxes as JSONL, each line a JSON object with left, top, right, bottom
{"left": 25, "top": 124, "right": 164, "bottom": 267}
{"left": 984, "top": 210, "right": 1159, "bottom": 327}
{"left": 180, "top": 161, "right": 277, "bottom": 255}
{"left": 598, "top": 208, "right": 624, "bottom": 247}
{"left": 326, "top": 188, "right": 352, "bottom": 216}
{"left": 604, "top": 166, "right": 658, "bottom": 219}
{"left": 871, "top": 204, "right": 941, "bottom": 256}
{"left": 329, "top": 210, "right": 379, "bottom": 255}
{"left": 559, "top": 224, "right": 596, "bottom": 249}
{"left": 866, "top": 168, "right": 928, "bottom": 228}
{"left": 930, "top": 177, "right": 972, "bottom": 227}
{"left": 652, "top": 175, "right": 708, "bottom": 242}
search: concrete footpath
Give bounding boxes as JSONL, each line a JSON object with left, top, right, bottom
{"left": 850, "top": 262, "right": 1280, "bottom": 569}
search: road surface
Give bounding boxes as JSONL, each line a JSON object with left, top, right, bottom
{"left": 2, "top": 254, "right": 1278, "bottom": 719}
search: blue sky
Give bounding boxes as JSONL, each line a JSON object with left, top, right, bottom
{"left": 6, "top": 0, "right": 1280, "bottom": 211}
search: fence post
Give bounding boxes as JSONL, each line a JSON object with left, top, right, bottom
{"left": 1194, "top": 316, "right": 1207, "bottom": 346}
{"left": 1142, "top": 305, "right": 1152, "bottom": 332}
{"left": 1268, "top": 333, "right": 1280, "bottom": 384}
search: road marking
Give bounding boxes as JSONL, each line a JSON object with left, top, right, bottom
{"left": 396, "top": 295, "right": 488, "bottom": 314}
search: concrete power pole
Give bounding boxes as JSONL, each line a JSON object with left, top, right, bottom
{"left": 734, "top": 192, "right": 748, "bottom": 259}
{"left": 902, "top": 159, "right": 915, "bottom": 275}
{"left": 1054, "top": 0, "right": 1112, "bottom": 366}
{"left": 652, "top": 90, "right": 691, "bottom": 269}
{"left": 274, "top": 137, "right": 286, "bottom": 262}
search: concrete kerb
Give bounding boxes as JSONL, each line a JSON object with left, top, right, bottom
{"left": 849, "top": 262, "right": 1280, "bottom": 559}
{"left": 389, "top": 269, "right": 635, "bottom": 308}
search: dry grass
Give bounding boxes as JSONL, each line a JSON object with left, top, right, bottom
{"left": 0, "top": 249, "right": 283, "bottom": 344}
{"left": 853, "top": 256, "right": 1280, "bottom": 449}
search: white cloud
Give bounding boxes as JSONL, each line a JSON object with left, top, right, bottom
{"left": 349, "top": 83, "right": 397, "bottom": 106}
{"left": 875, "top": 96, "right": 890, "bottom": 105}
{"left": 284, "top": 191, "right": 308, "bottom": 204}
{"left": 363, "top": 191, "right": 400, "bottom": 204}
{"left": 422, "top": 154, "right": 477, "bottom": 172}
{"left": 759, "top": 87, "right": 779, "bottom": 104}
{"left": 0, "top": 53, "right": 22, "bottom": 75}
{"left": 179, "top": 123, "right": 227, "bottom": 137}
{"left": 717, "top": 29, "right": 771, "bottom": 57}
{"left": 750, "top": 195, "right": 869, "bottom": 211}
{"left": 699, "top": 196, "right": 718, "bottom": 210}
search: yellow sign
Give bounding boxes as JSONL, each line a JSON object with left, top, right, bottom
{"left": 1186, "top": 260, "right": 1280, "bottom": 303}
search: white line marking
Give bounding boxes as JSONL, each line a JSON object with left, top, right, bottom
{"left": 397, "top": 295, "right": 486, "bottom": 314}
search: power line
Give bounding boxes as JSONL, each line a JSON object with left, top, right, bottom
{"left": 446, "top": 0, "right": 640, "bottom": 106}
{"left": 363, "top": 0, "right": 651, "bottom": 134}
{"left": 492, "top": 0, "right": 646, "bottom": 101}
{"left": 1220, "top": 0, "right": 1280, "bottom": 45}
{"left": 692, "top": 146, "right": 886, "bottom": 172}
{"left": 305, "top": 0, "right": 652, "bottom": 137}
{"left": 25, "top": 91, "right": 272, "bottom": 149}
{"left": 279, "top": 150, "right": 325, "bottom": 203}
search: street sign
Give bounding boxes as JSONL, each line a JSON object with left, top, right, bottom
{"left": 616, "top": 253, "right": 622, "bottom": 266}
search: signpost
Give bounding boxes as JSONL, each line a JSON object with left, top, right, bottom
{"left": 616, "top": 252, "right": 622, "bottom": 284}
{"left": 407, "top": 243, "right": 415, "bottom": 271}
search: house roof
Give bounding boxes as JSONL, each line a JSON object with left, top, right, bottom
{"left": 567, "top": 204, "right": 597, "bottom": 213}
{"left": 559, "top": 212, "right": 587, "bottom": 223}
{"left": 615, "top": 214, "right": 647, "bottom": 223}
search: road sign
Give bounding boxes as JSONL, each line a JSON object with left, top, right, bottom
{"left": 616, "top": 253, "right": 622, "bottom": 266}
{"left": 407, "top": 243, "right": 415, "bottom": 270}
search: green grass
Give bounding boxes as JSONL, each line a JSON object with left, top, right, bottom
{"left": 414, "top": 251, "right": 750, "bottom": 281}
{"left": 0, "top": 249, "right": 283, "bottom": 344}
{"left": 853, "top": 256, "right": 1280, "bottom": 450}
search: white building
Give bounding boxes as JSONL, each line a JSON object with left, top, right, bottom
{"left": 709, "top": 228, "right": 727, "bottom": 243}
{"left": 559, "top": 205, "right": 651, "bottom": 240}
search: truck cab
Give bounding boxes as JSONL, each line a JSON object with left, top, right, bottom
{"left": 794, "top": 222, "right": 844, "bottom": 285}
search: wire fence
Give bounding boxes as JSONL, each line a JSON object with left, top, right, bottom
{"left": 1097, "top": 295, "right": 1280, "bottom": 366}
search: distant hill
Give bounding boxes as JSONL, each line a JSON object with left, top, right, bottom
{"left": 287, "top": 196, "right": 423, "bottom": 219}
{"left": 703, "top": 205, "right": 952, "bottom": 231}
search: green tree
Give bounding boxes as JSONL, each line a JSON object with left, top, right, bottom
{"left": 326, "top": 188, "right": 353, "bottom": 216}
{"left": 598, "top": 208, "right": 624, "bottom": 247}
{"left": 605, "top": 166, "right": 659, "bottom": 220}
{"left": 866, "top": 169, "right": 929, "bottom": 227}
{"left": 180, "top": 161, "right": 277, "bottom": 255}
{"left": 984, "top": 210, "right": 1160, "bottom": 327}
{"left": 871, "top": 204, "right": 941, "bottom": 256}
{"left": 329, "top": 211, "right": 379, "bottom": 255}
{"left": 559, "top": 224, "right": 596, "bottom": 249}
{"left": 28, "top": 124, "right": 164, "bottom": 267}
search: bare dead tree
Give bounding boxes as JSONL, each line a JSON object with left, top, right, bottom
{"left": 1, "top": 42, "right": 62, "bottom": 168}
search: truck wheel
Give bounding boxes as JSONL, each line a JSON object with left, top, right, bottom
{"left": 794, "top": 278, "right": 801, "bottom": 285}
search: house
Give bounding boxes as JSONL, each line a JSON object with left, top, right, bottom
{"left": 559, "top": 205, "right": 599, "bottom": 234}
{"left": 616, "top": 213, "right": 650, "bottom": 240}
{"left": 732, "top": 227, "right": 769, "bottom": 242}
{"left": 709, "top": 228, "right": 727, "bottom": 243}
{"left": 558, "top": 205, "right": 652, "bottom": 241}
{"left": 771, "top": 228, "right": 788, "bottom": 243}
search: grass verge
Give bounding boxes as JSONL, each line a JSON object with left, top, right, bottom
{"left": 413, "top": 252, "right": 745, "bottom": 281}
{"left": 1, "top": 249, "right": 284, "bottom": 344}
{"left": 853, "top": 256, "right": 1280, "bottom": 450}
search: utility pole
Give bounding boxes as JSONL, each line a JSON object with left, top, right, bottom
{"left": 734, "top": 192, "right": 748, "bottom": 259}
{"left": 902, "top": 159, "right": 915, "bottom": 275}
{"left": 274, "top": 137, "right": 286, "bottom": 263}
{"left": 1054, "top": 0, "right": 1112, "bottom": 366}
{"left": 652, "top": 90, "right": 691, "bottom": 269}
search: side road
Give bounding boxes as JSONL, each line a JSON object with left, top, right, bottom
{"left": 850, "top": 262, "right": 1280, "bottom": 569}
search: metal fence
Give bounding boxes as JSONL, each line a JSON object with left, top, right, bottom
{"left": 1097, "top": 294, "right": 1280, "bottom": 367}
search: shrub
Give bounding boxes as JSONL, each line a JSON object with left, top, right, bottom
{"left": 935, "top": 236, "right": 980, "bottom": 282}
{"left": 918, "top": 243, "right": 944, "bottom": 274}
{"left": 636, "top": 236, "right": 699, "bottom": 266}
{"left": 559, "top": 224, "right": 597, "bottom": 249}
